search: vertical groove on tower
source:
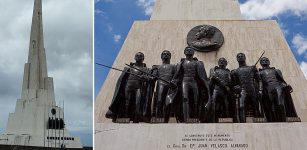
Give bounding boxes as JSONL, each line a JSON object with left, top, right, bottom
{"left": 23, "top": 0, "right": 48, "bottom": 92}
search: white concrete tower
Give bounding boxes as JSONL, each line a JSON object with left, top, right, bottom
{"left": 0, "top": 0, "right": 82, "bottom": 148}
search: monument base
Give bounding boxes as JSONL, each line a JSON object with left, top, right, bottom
{"left": 286, "top": 117, "right": 301, "bottom": 122}
{"left": 151, "top": 118, "right": 165, "bottom": 123}
{"left": 186, "top": 118, "right": 200, "bottom": 123}
{"left": 115, "top": 118, "right": 131, "bottom": 123}
{"left": 95, "top": 122, "right": 307, "bottom": 150}
{"left": 0, "top": 145, "right": 92, "bottom": 150}
{"left": 218, "top": 118, "right": 233, "bottom": 123}
{"left": 0, "top": 133, "right": 82, "bottom": 148}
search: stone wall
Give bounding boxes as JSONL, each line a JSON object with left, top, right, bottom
{"left": 95, "top": 123, "right": 307, "bottom": 150}
{"left": 151, "top": 0, "right": 242, "bottom": 20}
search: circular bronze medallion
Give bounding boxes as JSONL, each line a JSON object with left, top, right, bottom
{"left": 51, "top": 108, "right": 56, "bottom": 115}
{"left": 187, "top": 25, "right": 224, "bottom": 52}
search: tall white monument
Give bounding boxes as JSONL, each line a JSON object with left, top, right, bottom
{"left": 0, "top": 0, "right": 82, "bottom": 148}
{"left": 95, "top": 0, "right": 307, "bottom": 149}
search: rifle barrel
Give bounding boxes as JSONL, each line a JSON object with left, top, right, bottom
{"left": 254, "top": 51, "right": 266, "bottom": 66}
{"left": 125, "top": 63, "right": 175, "bottom": 86}
{"left": 244, "top": 51, "right": 265, "bottom": 82}
{"left": 95, "top": 63, "right": 143, "bottom": 78}
{"left": 96, "top": 63, "right": 125, "bottom": 72}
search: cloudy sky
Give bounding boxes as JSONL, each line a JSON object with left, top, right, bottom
{"left": 0, "top": 0, "right": 93, "bottom": 146}
{"left": 95, "top": 0, "right": 307, "bottom": 97}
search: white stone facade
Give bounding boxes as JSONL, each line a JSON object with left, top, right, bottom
{"left": 151, "top": 0, "right": 242, "bottom": 20}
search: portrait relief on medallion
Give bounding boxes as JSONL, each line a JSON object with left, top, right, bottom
{"left": 187, "top": 25, "right": 224, "bottom": 52}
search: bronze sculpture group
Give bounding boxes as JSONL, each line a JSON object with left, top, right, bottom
{"left": 105, "top": 47, "right": 299, "bottom": 123}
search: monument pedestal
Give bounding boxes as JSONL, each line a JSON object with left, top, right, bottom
{"left": 218, "top": 118, "right": 233, "bottom": 123}
{"left": 95, "top": 20, "right": 307, "bottom": 123}
{"left": 95, "top": 123, "right": 307, "bottom": 150}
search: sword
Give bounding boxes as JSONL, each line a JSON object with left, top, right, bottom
{"left": 253, "top": 50, "right": 266, "bottom": 67}
{"left": 233, "top": 51, "right": 265, "bottom": 94}
{"left": 125, "top": 63, "right": 176, "bottom": 87}
{"left": 245, "top": 50, "right": 265, "bottom": 80}
{"left": 95, "top": 63, "right": 143, "bottom": 79}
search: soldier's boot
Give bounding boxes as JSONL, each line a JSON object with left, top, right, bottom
{"left": 212, "top": 103, "right": 216, "bottom": 123}
{"left": 239, "top": 108, "right": 246, "bottom": 123}
{"left": 271, "top": 106, "right": 278, "bottom": 122}
{"left": 202, "top": 102, "right": 214, "bottom": 123}
{"left": 183, "top": 100, "right": 190, "bottom": 122}
{"left": 277, "top": 105, "right": 287, "bottom": 122}
{"left": 164, "top": 105, "right": 171, "bottom": 123}
{"left": 105, "top": 110, "right": 113, "bottom": 119}
{"left": 193, "top": 103, "right": 198, "bottom": 118}
{"left": 124, "top": 104, "right": 129, "bottom": 118}
{"left": 156, "top": 101, "right": 163, "bottom": 118}
{"left": 253, "top": 106, "right": 261, "bottom": 118}
{"left": 225, "top": 110, "right": 230, "bottom": 118}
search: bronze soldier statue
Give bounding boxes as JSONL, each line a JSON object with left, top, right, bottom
{"left": 205, "top": 58, "right": 231, "bottom": 122}
{"left": 231, "top": 53, "right": 262, "bottom": 123}
{"left": 105, "top": 52, "right": 153, "bottom": 123}
{"left": 259, "top": 57, "right": 299, "bottom": 122}
{"left": 152, "top": 50, "right": 176, "bottom": 122}
{"left": 170, "top": 46, "right": 210, "bottom": 122}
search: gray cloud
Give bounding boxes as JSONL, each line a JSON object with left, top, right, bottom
{"left": 240, "top": 0, "right": 307, "bottom": 20}
{"left": 136, "top": 0, "right": 156, "bottom": 16}
{"left": 300, "top": 61, "right": 307, "bottom": 79}
{"left": 0, "top": 0, "right": 93, "bottom": 146}
{"left": 292, "top": 33, "right": 307, "bottom": 55}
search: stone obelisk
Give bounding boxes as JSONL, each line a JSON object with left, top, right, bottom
{"left": 95, "top": 0, "right": 307, "bottom": 149}
{"left": 0, "top": 0, "right": 82, "bottom": 148}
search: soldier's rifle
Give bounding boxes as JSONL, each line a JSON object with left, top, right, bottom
{"left": 247, "top": 50, "right": 265, "bottom": 78}
{"left": 240, "top": 51, "right": 265, "bottom": 84}
{"left": 233, "top": 51, "right": 265, "bottom": 94}
{"left": 125, "top": 63, "right": 177, "bottom": 87}
{"left": 95, "top": 63, "right": 143, "bottom": 79}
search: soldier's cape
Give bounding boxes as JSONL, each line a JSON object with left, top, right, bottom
{"left": 107, "top": 67, "right": 128, "bottom": 116}
{"left": 105, "top": 63, "right": 154, "bottom": 121}
{"left": 259, "top": 67, "right": 298, "bottom": 118}
{"left": 166, "top": 58, "right": 210, "bottom": 121}
{"left": 274, "top": 68, "right": 298, "bottom": 117}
